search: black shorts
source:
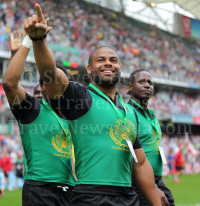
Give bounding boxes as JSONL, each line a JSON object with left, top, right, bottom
{"left": 16, "top": 170, "right": 23, "bottom": 178}
{"left": 176, "top": 166, "right": 183, "bottom": 171}
{"left": 132, "top": 177, "right": 175, "bottom": 206}
{"left": 22, "top": 183, "right": 72, "bottom": 206}
{"left": 70, "top": 185, "right": 139, "bottom": 206}
{"left": 4, "top": 171, "right": 9, "bottom": 178}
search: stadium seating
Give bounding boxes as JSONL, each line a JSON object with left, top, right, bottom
{"left": 0, "top": 0, "right": 199, "bottom": 85}
{"left": 0, "top": 0, "right": 199, "bottom": 175}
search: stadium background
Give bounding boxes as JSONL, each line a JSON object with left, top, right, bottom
{"left": 0, "top": 0, "right": 199, "bottom": 205}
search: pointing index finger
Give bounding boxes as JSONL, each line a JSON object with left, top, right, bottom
{"left": 35, "top": 3, "right": 43, "bottom": 18}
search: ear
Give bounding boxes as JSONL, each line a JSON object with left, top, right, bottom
{"left": 128, "top": 83, "right": 132, "bottom": 93}
{"left": 86, "top": 64, "right": 92, "bottom": 74}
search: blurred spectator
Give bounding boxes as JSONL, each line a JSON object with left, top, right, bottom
{"left": 14, "top": 151, "right": 24, "bottom": 189}
{"left": 167, "top": 148, "right": 174, "bottom": 177}
{"left": 0, "top": 149, "right": 12, "bottom": 190}
{"left": 174, "top": 145, "right": 184, "bottom": 184}
{"left": 0, "top": 0, "right": 199, "bottom": 86}
{"left": 149, "top": 91, "right": 200, "bottom": 116}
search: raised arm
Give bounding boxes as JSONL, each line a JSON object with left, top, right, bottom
{"left": 133, "top": 148, "right": 162, "bottom": 206}
{"left": 24, "top": 3, "right": 69, "bottom": 100}
{"left": 3, "top": 31, "right": 27, "bottom": 106}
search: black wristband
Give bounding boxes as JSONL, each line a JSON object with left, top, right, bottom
{"left": 29, "top": 33, "right": 47, "bottom": 41}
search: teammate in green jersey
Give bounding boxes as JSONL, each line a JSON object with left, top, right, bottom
{"left": 127, "top": 69, "right": 175, "bottom": 206}
{"left": 23, "top": 4, "right": 162, "bottom": 206}
{"left": 3, "top": 30, "right": 75, "bottom": 206}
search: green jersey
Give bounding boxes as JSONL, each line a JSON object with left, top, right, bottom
{"left": 52, "top": 82, "right": 142, "bottom": 187}
{"left": 128, "top": 99, "right": 163, "bottom": 176}
{"left": 13, "top": 95, "right": 75, "bottom": 185}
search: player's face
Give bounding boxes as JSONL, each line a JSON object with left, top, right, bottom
{"left": 87, "top": 48, "right": 121, "bottom": 86}
{"left": 129, "top": 71, "right": 154, "bottom": 100}
{"left": 34, "top": 85, "right": 44, "bottom": 100}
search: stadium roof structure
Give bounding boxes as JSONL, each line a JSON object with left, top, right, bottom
{"left": 83, "top": 0, "right": 198, "bottom": 33}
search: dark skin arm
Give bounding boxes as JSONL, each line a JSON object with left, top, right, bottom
{"left": 2, "top": 30, "right": 27, "bottom": 106}
{"left": 157, "top": 183, "right": 170, "bottom": 206}
{"left": 133, "top": 148, "right": 162, "bottom": 206}
{"left": 24, "top": 4, "right": 68, "bottom": 100}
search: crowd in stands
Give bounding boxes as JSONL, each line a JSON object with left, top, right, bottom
{"left": 0, "top": 131, "right": 24, "bottom": 190}
{"left": 0, "top": 0, "right": 200, "bottom": 192}
{"left": 162, "top": 134, "right": 200, "bottom": 159}
{"left": 0, "top": 0, "right": 200, "bottom": 85}
{"left": 149, "top": 92, "right": 200, "bottom": 116}
{"left": 162, "top": 134, "right": 200, "bottom": 175}
{"left": 118, "top": 84, "right": 200, "bottom": 116}
{"left": 0, "top": 132, "right": 23, "bottom": 168}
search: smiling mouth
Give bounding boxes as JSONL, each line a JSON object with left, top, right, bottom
{"left": 100, "top": 69, "right": 116, "bottom": 75}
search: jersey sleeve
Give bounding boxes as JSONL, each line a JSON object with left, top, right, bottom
{"left": 133, "top": 136, "right": 142, "bottom": 149}
{"left": 50, "top": 82, "right": 92, "bottom": 120}
{"left": 10, "top": 93, "right": 40, "bottom": 124}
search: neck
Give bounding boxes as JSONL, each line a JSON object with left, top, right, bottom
{"left": 131, "top": 95, "right": 148, "bottom": 109}
{"left": 91, "top": 81, "right": 117, "bottom": 101}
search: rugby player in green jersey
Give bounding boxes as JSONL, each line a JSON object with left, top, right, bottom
{"left": 127, "top": 69, "right": 175, "bottom": 206}
{"left": 3, "top": 30, "right": 75, "bottom": 206}
{"left": 23, "top": 3, "right": 162, "bottom": 206}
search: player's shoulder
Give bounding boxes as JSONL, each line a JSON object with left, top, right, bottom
{"left": 125, "top": 103, "right": 135, "bottom": 113}
{"left": 69, "top": 81, "right": 85, "bottom": 89}
{"left": 67, "top": 81, "right": 89, "bottom": 95}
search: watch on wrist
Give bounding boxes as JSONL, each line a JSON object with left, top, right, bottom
{"left": 29, "top": 33, "right": 47, "bottom": 41}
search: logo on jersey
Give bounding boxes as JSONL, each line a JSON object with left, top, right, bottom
{"left": 148, "top": 130, "right": 161, "bottom": 153}
{"left": 110, "top": 119, "right": 136, "bottom": 149}
{"left": 52, "top": 129, "right": 72, "bottom": 157}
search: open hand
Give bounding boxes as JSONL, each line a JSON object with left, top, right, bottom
{"left": 24, "top": 3, "right": 52, "bottom": 39}
{"left": 9, "top": 30, "right": 23, "bottom": 52}
{"left": 157, "top": 188, "right": 169, "bottom": 206}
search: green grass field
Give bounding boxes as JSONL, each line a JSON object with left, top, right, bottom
{"left": 1, "top": 188, "right": 22, "bottom": 206}
{"left": 163, "top": 174, "right": 200, "bottom": 205}
{"left": 1, "top": 174, "right": 200, "bottom": 206}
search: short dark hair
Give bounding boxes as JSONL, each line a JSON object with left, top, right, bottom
{"left": 88, "top": 46, "right": 119, "bottom": 65}
{"left": 33, "top": 84, "right": 40, "bottom": 95}
{"left": 39, "top": 62, "right": 68, "bottom": 86}
{"left": 129, "top": 69, "right": 149, "bottom": 83}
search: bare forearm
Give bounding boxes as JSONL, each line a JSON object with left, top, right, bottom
{"left": 9, "top": 50, "right": 18, "bottom": 62}
{"left": 33, "top": 39, "right": 57, "bottom": 81}
{"left": 33, "top": 39, "right": 69, "bottom": 99}
{"left": 24, "top": 4, "right": 69, "bottom": 99}
{"left": 3, "top": 46, "right": 30, "bottom": 88}
{"left": 133, "top": 159, "right": 161, "bottom": 206}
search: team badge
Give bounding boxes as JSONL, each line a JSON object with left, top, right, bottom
{"left": 52, "top": 129, "right": 72, "bottom": 155}
{"left": 110, "top": 119, "right": 136, "bottom": 148}
{"left": 148, "top": 130, "right": 161, "bottom": 153}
